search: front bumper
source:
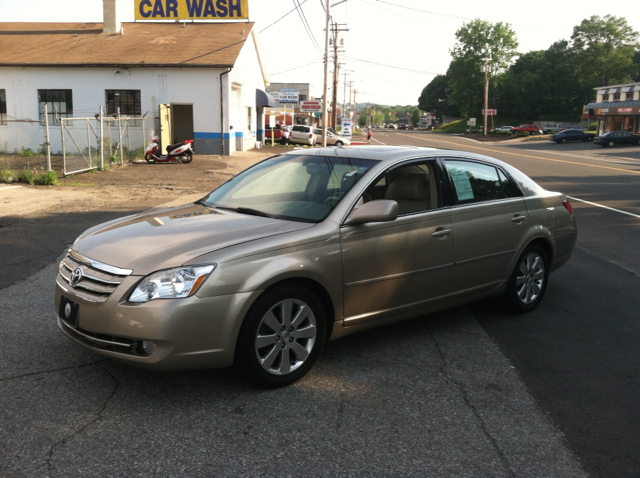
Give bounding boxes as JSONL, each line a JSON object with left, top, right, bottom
{"left": 55, "top": 278, "right": 262, "bottom": 371}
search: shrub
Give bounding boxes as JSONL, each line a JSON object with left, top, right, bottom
{"left": 519, "top": 131, "right": 531, "bottom": 137}
{"left": 0, "top": 168, "right": 16, "bottom": 183}
{"left": 16, "top": 169, "right": 36, "bottom": 185}
{"left": 18, "top": 147, "right": 38, "bottom": 157}
{"left": 587, "top": 122, "right": 597, "bottom": 131}
{"left": 34, "top": 170, "right": 58, "bottom": 186}
{"left": 434, "top": 119, "right": 468, "bottom": 134}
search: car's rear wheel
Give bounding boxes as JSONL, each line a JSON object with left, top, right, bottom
{"left": 561, "top": 138, "right": 567, "bottom": 143}
{"left": 335, "top": 140, "right": 344, "bottom": 146}
{"left": 608, "top": 141, "right": 615, "bottom": 147}
{"left": 506, "top": 244, "right": 549, "bottom": 313}
{"left": 236, "top": 284, "right": 326, "bottom": 388}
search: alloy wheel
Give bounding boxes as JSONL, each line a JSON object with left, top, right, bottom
{"left": 515, "top": 252, "right": 545, "bottom": 304}
{"left": 254, "top": 299, "right": 317, "bottom": 375}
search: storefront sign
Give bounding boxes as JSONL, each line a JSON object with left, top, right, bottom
{"left": 300, "top": 101, "right": 321, "bottom": 112}
{"left": 135, "top": 0, "right": 248, "bottom": 20}
{"left": 482, "top": 109, "right": 497, "bottom": 116}
{"left": 597, "top": 108, "right": 610, "bottom": 114}
{"left": 618, "top": 107, "right": 634, "bottom": 114}
{"left": 278, "top": 89, "right": 299, "bottom": 104}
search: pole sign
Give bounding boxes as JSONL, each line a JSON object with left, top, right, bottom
{"left": 342, "top": 118, "right": 353, "bottom": 138}
{"left": 278, "top": 89, "right": 299, "bottom": 104}
{"left": 269, "top": 115, "right": 275, "bottom": 128}
{"left": 300, "top": 101, "right": 322, "bottom": 112}
{"left": 482, "top": 109, "right": 497, "bottom": 116}
{"left": 135, "top": 0, "right": 249, "bottom": 20}
{"left": 467, "top": 118, "right": 476, "bottom": 127}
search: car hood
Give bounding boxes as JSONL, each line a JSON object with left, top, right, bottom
{"left": 72, "top": 203, "right": 314, "bottom": 275}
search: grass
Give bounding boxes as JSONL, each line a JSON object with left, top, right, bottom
{"left": 0, "top": 167, "right": 58, "bottom": 185}
{"left": 434, "top": 119, "right": 469, "bottom": 134}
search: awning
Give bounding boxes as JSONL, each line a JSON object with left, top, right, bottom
{"left": 256, "top": 89, "right": 276, "bottom": 107}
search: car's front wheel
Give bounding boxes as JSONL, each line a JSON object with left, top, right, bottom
{"left": 608, "top": 141, "right": 615, "bottom": 147}
{"left": 561, "top": 138, "right": 567, "bottom": 143}
{"left": 235, "top": 284, "right": 326, "bottom": 387}
{"left": 506, "top": 244, "right": 549, "bottom": 313}
{"left": 335, "top": 140, "right": 344, "bottom": 146}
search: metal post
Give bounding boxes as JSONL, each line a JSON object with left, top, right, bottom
{"left": 321, "top": 0, "right": 330, "bottom": 147}
{"left": 43, "top": 104, "right": 51, "bottom": 171}
{"left": 99, "top": 106, "right": 104, "bottom": 170}
{"left": 86, "top": 118, "right": 92, "bottom": 167}
{"left": 57, "top": 106, "right": 66, "bottom": 176}
{"left": 117, "top": 107, "right": 123, "bottom": 165}
{"left": 483, "top": 59, "right": 489, "bottom": 136}
{"left": 142, "top": 114, "right": 146, "bottom": 160}
{"left": 126, "top": 121, "right": 131, "bottom": 162}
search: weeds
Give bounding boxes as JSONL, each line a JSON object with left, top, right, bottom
{"left": 0, "top": 167, "right": 58, "bottom": 185}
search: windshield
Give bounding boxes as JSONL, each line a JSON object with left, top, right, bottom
{"left": 202, "top": 155, "right": 377, "bottom": 222}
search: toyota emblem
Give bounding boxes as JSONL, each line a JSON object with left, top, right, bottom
{"left": 64, "top": 303, "right": 72, "bottom": 318}
{"left": 70, "top": 267, "right": 83, "bottom": 286}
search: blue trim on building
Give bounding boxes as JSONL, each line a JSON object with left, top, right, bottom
{"left": 194, "top": 132, "right": 245, "bottom": 139}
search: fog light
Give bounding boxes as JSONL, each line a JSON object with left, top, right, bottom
{"left": 141, "top": 341, "right": 156, "bottom": 356}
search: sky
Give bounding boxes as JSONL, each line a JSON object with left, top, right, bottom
{"left": 1, "top": 0, "right": 639, "bottom": 107}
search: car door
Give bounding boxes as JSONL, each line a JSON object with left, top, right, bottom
{"left": 341, "top": 159, "right": 454, "bottom": 326}
{"left": 443, "top": 158, "right": 529, "bottom": 297}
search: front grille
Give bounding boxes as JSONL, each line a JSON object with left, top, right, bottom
{"left": 57, "top": 253, "right": 128, "bottom": 303}
{"left": 59, "top": 319, "right": 148, "bottom": 356}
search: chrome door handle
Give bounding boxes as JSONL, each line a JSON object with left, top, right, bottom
{"left": 511, "top": 215, "right": 526, "bottom": 223}
{"left": 431, "top": 228, "right": 452, "bottom": 237}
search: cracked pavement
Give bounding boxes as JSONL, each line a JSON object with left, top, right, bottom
{"left": 0, "top": 260, "right": 587, "bottom": 477}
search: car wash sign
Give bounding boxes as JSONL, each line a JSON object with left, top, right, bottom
{"left": 135, "top": 0, "right": 249, "bottom": 20}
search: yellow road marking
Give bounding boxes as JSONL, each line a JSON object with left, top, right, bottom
{"left": 395, "top": 133, "right": 640, "bottom": 175}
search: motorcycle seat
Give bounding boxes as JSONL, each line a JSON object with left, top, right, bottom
{"left": 166, "top": 142, "right": 185, "bottom": 153}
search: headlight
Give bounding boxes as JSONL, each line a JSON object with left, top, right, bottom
{"left": 129, "top": 264, "right": 216, "bottom": 303}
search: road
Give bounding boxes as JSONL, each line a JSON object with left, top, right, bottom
{"left": 372, "top": 129, "right": 640, "bottom": 477}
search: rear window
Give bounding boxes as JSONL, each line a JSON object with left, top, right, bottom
{"left": 293, "top": 126, "right": 310, "bottom": 133}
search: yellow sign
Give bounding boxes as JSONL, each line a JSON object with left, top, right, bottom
{"left": 135, "top": 0, "right": 249, "bottom": 20}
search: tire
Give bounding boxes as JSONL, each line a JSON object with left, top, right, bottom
{"left": 608, "top": 141, "right": 615, "bottom": 147}
{"left": 180, "top": 152, "right": 193, "bottom": 164}
{"left": 145, "top": 154, "right": 156, "bottom": 164}
{"left": 506, "top": 244, "right": 549, "bottom": 313}
{"left": 561, "top": 138, "right": 567, "bottom": 144}
{"left": 335, "top": 140, "right": 344, "bottom": 146}
{"left": 587, "top": 136, "right": 594, "bottom": 142}
{"left": 235, "top": 284, "right": 326, "bottom": 388}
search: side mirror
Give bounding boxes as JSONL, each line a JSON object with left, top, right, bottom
{"left": 344, "top": 200, "right": 398, "bottom": 226}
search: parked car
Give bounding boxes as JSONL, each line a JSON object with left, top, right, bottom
{"left": 550, "top": 129, "right": 595, "bottom": 143}
{"left": 265, "top": 124, "right": 285, "bottom": 143}
{"left": 593, "top": 131, "right": 640, "bottom": 147}
{"left": 407, "top": 125, "right": 415, "bottom": 130}
{"left": 56, "top": 146, "right": 577, "bottom": 387}
{"left": 314, "top": 129, "right": 351, "bottom": 146}
{"left": 387, "top": 124, "right": 397, "bottom": 129}
{"left": 511, "top": 124, "right": 543, "bottom": 135}
{"left": 289, "top": 125, "right": 316, "bottom": 146}
{"left": 281, "top": 125, "right": 292, "bottom": 143}
{"left": 543, "top": 124, "right": 567, "bottom": 134}
{"left": 495, "top": 126, "right": 514, "bottom": 132}
{"left": 399, "top": 124, "right": 408, "bottom": 130}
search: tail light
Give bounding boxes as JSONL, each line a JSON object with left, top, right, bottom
{"left": 562, "top": 199, "right": 574, "bottom": 217}
{"left": 309, "top": 134, "right": 313, "bottom": 139}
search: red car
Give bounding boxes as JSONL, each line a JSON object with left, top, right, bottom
{"left": 511, "top": 124, "right": 543, "bottom": 135}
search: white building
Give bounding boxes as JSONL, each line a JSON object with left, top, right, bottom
{"left": 0, "top": 0, "right": 273, "bottom": 155}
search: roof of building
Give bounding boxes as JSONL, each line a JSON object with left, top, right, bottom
{"left": 594, "top": 82, "right": 640, "bottom": 93}
{"left": 0, "top": 22, "right": 254, "bottom": 68}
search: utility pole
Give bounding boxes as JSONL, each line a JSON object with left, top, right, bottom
{"left": 321, "top": 0, "right": 330, "bottom": 147}
{"left": 481, "top": 58, "right": 490, "bottom": 136}
{"left": 353, "top": 89, "right": 358, "bottom": 126}
{"left": 346, "top": 80, "right": 355, "bottom": 119}
{"left": 330, "top": 24, "right": 348, "bottom": 130}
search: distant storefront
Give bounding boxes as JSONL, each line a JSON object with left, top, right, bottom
{"left": 583, "top": 83, "right": 640, "bottom": 136}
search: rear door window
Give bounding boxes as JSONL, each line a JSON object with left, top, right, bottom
{"left": 445, "top": 160, "right": 505, "bottom": 205}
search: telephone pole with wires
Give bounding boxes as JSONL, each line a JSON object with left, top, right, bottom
{"left": 330, "top": 24, "right": 348, "bottom": 129}
{"left": 321, "top": 0, "right": 331, "bottom": 147}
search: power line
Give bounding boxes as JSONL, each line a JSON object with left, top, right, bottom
{"left": 293, "top": 0, "right": 324, "bottom": 56}
{"left": 343, "top": 55, "right": 443, "bottom": 75}
{"left": 259, "top": 0, "right": 310, "bottom": 33}
{"left": 271, "top": 59, "right": 323, "bottom": 75}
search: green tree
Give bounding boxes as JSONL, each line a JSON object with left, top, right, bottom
{"left": 571, "top": 15, "right": 639, "bottom": 86}
{"left": 447, "top": 20, "right": 518, "bottom": 116}
{"left": 418, "top": 74, "right": 459, "bottom": 120}
{"left": 411, "top": 108, "right": 421, "bottom": 126}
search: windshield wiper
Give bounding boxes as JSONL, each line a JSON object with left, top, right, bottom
{"left": 214, "top": 205, "right": 276, "bottom": 218}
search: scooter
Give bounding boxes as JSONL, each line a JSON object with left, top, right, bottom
{"left": 144, "top": 136, "right": 194, "bottom": 164}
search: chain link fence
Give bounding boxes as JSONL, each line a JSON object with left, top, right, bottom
{"left": 0, "top": 119, "right": 51, "bottom": 171}
{"left": 1, "top": 112, "right": 157, "bottom": 176}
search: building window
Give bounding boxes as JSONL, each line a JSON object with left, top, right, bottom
{"left": 38, "top": 89, "right": 73, "bottom": 125}
{"left": 626, "top": 92, "right": 634, "bottom": 100}
{"left": 299, "top": 94, "right": 307, "bottom": 102}
{"left": 613, "top": 93, "right": 621, "bottom": 101}
{"left": 247, "top": 107, "right": 252, "bottom": 132}
{"left": 602, "top": 94, "right": 609, "bottom": 102}
{"left": 0, "top": 89, "right": 6, "bottom": 125}
{"left": 106, "top": 90, "right": 141, "bottom": 126}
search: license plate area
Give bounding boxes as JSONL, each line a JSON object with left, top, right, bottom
{"left": 59, "top": 295, "right": 79, "bottom": 328}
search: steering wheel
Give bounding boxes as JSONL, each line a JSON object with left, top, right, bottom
{"left": 324, "top": 193, "right": 344, "bottom": 207}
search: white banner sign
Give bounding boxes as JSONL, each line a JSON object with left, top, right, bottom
{"left": 279, "top": 89, "right": 299, "bottom": 104}
{"left": 342, "top": 118, "right": 353, "bottom": 138}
